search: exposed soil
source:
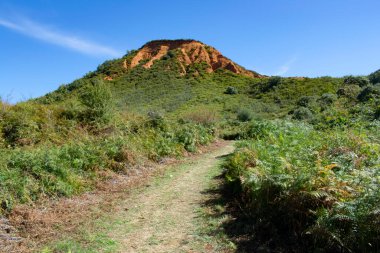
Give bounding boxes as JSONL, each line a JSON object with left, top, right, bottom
{"left": 124, "top": 40, "right": 262, "bottom": 78}
{"left": 1, "top": 140, "right": 235, "bottom": 253}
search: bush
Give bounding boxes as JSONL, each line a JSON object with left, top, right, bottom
{"left": 316, "top": 110, "right": 349, "bottom": 129}
{"left": 318, "top": 93, "right": 337, "bottom": 112}
{"left": 58, "top": 100, "right": 82, "bottom": 121}
{"left": 224, "top": 86, "right": 238, "bottom": 95}
{"left": 375, "top": 105, "right": 380, "bottom": 119}
{"left": 343, "top": 75, "right": 369, "bottom": 87}
{"left": 0, "top": 119, "right": 217, "bottom": 214}
{"left": 337, "top": 84, "right": 361, "bottom": 99}
{"left": 237, "top": 109, "right": 253, "bottom": 122}
{"left": 296, "top": 96, "right": 317, "bottom": 107}
{"left": 357, "top": 85, "right": 380, "bottom": 102}
{"left": 292, "top": 107, "right": 313, "bottom": 120}
{"left": 368, "top": 69, "right": 380, "bottom": 84}
{"left": 1, "top": 103, "right": 46, "bottom": 146}
{"left": 318, "top": 93, "right": 337, "bottom": 106}
{"left": 259, "top": 76, "right": 282, "bottom": 93}
{"left": 268, "top": 76, "right": 282, "bottom": 87}
{"left": 0, "top": 141, "right": 107, "bottom": 212}
{"left": 223, "top": 120, "right": 380, "bottom": 252}
{"left": 161, "top": 51, "right": 175, "bottom": 60}
{"left": 176, "top": 124, "right": 214, "bottom": 152}
{"left": 79, "top": 80, "right": 113, "bottom": 125}
{"left": 241, "top": 120, "right": 277, "bottom": 140}
{"left": 146, "top": 111, "right": 167, "bottom": 130}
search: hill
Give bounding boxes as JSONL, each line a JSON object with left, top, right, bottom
{"left": 1, "top": 39, "right": 380, "bottom": 252}
{"left": 37, "top": 39, "right": 378, "bottom": 122}
{"left": 38, "top": 39, "right": 263, "bottom": 115}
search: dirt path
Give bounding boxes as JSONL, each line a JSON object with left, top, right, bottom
{"left": 109, "top": 142, "right": 235, "bottom": 253}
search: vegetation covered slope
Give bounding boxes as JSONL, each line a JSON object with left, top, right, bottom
{"left": 223, "top": 120, "right": 379, "bottom": 252}
{"left": 0, "top": 39, "right": 380, "bottom": 252}
{"left": 221, "top": 72, "right": 380, "bottom": 252}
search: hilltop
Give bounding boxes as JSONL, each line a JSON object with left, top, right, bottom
{"left": 121, "top": 39, "right": 262, "bottom": 78}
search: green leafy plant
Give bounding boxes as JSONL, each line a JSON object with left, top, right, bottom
{"left": 237, "top": 109, "right": 252, "bottom": 122}
{"left": 292, "top": 107, "right": 314, "bottom": 120}
{"left": 224, "top": 86, "right": 238, "bottom": 95}
{"left": 368, "top": 69, "right": 380, "bottom": 84}
{"left": 343, "top": 75, "right": 369, "bottom": 87}
{"left": 79, "top": 79, "right": 113, "bottom": 125}
{"left": 223, "top": 120, "right": 380, "bottom": 252}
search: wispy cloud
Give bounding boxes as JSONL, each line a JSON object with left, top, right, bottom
{"left": 0, "top": 16, "right": 121, "bottom": 57}
{"left": 275, "top": 56, "right": 297, "bottom": 76}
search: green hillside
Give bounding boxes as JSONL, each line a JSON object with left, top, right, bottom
{"left": 1, "top": 40, "right": 380, "bottom": 252}
{"left": 37, "top": 41, "right": 379, "bottom": 125}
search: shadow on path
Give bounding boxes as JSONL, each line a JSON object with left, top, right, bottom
{"left": 200, "top": 170, "right": 260, "bottom": 253}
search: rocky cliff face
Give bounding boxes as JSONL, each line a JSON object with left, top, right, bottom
{"left": 123, "top": 40, "right": 262, "bottom": 78}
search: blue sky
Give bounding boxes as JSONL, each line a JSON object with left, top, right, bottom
{"left": 1, "top": 0, "right": 380, "bottom": 102}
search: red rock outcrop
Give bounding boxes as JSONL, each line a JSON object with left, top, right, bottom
{"left": 123, "top": 40, "right": 262, "bottom": 78}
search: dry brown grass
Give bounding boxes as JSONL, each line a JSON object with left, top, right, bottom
{"left": 182, "top": 109, "right": 219, "bottom": 125}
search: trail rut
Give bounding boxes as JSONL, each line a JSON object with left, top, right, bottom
{"left": 110, "top": 142, "right": 235, "bottom": 252}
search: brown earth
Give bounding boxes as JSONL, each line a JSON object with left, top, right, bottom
{"left": 123, "top": 40, "right": 263, "bottom": 78}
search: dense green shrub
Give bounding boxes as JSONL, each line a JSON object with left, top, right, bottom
{"left": 260, "top": 76, "right": 282, "bottom": 92}
{"left": 57, "top": 100, "right": 82, "bottom": 121}
{"left": 237, "top": 109, "right": 252, "bottom": 122}
{"left": 292, "top": 107, "right": 314, "bottom": 120}
{"left": 337, "top": 84, "right": 361, "bottom": 99}
{"left": 1, "top": 103, "right": 49, "bottom": 146}
{"left": 0, "top": 142, "right": 105, "bottom": 211}
{"left": 268, "top": 76, "right": 282, "bottom": 87}
{"left": 343, "top": 75, "right": 369, "bottom": 87}
{"left": 375, "top": 105, "right": 380, "bottom": 119}
{"left": 223, "top": 120, "right": 380, "bottom": 252}
{"left": 240, "top": 120, "right": 277, "bottom": 139}
{"left": 224, "top": 86, "right": 238, "bottom": 95}
{"left": 357, "top": 85, "right": 380, "bottom": 102}
{"left": 315, "top": 110, "right": 349, "bottom": 129}
{"left": 318, "top": 93, "right": 337, "bottom": 107}
{"left": 79, "top": 80, "right": 113, "bottom": 125}
{"left": 368, "top": 69, "right": 380, "bottom": 84}
{"left": 161, "top": 51, "right": 175, "bottom": 60}
{"left": 296, "top": 95, "right": 317, "bottom": 107}
{"left": 146, "top": 111, "right": 167, "bottom": 130}
{"left": 0, "top": 119, "right": 216, "bottom": 214}
{"left": 96, "top": 58, "right": 126, "bottom": 77}
{"left": 175, "top": 124, "right": 214, "bottom": 152}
